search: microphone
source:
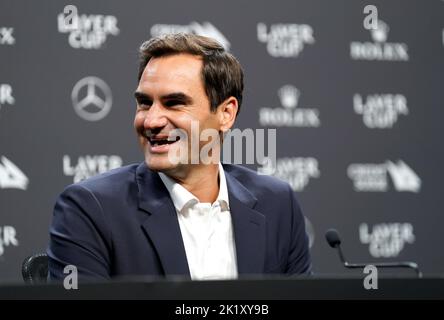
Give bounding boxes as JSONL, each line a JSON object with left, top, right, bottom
{"left": 325, "top": 229, "right": 422, "bottom": 278}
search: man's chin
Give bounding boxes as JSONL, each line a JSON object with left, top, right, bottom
{"left": 145, "top": 160, "right": 171, "bottom": 172}
{"left": 144, "top": 155, "right": 178, "bottom": 173}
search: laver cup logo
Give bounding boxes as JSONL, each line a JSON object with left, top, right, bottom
{"left": 258, "top": 157, "right": 320, "bottom": 191}
{"left": 353, "top": 93, "right": 408, "bottom": 128}
{"left": 257, "top": 23, "right": 315, "bottom": 58}
{"left": 63, "top": 155, "right": 123, "bottom": 183}
{"left": 57, "top": 8, "right": 119, "bottom": 49}
{"left": 360, "top": 223, "right": 415, "bottom": 258}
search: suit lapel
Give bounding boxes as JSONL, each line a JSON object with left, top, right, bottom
{"left": 136, "top": 162, "right": 190, "bottom": 278}
{"left": 225, "top": 169, "right": 266, "bottom": 275}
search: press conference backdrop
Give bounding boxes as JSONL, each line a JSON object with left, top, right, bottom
{"left": 0, "top": 0, "right": 443, "bottom": 282}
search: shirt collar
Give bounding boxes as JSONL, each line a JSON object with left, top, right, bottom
{"left": 158, "top": 163, "right": 230, "bottom": 214}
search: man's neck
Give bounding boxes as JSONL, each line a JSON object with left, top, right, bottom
{"left": 165, "top": 164, "right": 220, "bottom": 203}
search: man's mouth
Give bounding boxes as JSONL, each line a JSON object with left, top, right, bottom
{"left": 148, "top": 136, "right": 180, "bottom": 146}
{"left": 144, "top": 130, "right": 181, "bottom": 150}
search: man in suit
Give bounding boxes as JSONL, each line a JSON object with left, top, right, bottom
{"left": 48, "top": 33, "right": 311, "bottom": 280}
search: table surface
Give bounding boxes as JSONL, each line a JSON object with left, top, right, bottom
{"left": 1, "top": 276, "right": 444, "bottom": 300}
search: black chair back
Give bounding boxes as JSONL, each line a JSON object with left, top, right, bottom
{"left": 22, "top": 253, "right": 48, "bottom": 284}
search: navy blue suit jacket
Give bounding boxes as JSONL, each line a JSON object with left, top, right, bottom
{"left": 47, "top": 162, "right": 311, "bottom": 280}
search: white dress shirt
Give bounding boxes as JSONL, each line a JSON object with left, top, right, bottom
{"left": 158, "top": 163, "right": 238, "bottom": 280}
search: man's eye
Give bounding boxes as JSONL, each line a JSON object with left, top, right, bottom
{"left": 164, "top": 100, "right": 183, "bottom": 107}
{"left": 138, "top": 100, "right": 152, "bottom": 108}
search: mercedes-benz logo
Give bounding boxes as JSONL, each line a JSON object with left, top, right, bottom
{"left": 71, "top": 76, "right": 112, "bottom": 121}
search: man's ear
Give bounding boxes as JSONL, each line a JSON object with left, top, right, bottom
{"left": 218, "top": 96, "right": 238, "bottom": 132}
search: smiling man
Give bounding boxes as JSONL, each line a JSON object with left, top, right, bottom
{"left": 47, "top": 33, "right": 311, "bottom": 281}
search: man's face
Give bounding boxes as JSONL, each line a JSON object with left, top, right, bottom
{"left": 134, "top": 53, "right": 222, "bottom": 176}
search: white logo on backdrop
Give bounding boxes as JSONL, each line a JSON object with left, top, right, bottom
{"left": 0, "top": 156, "right": 28, "bottom": 190}
{"left": 0, "top": 27, "right": 15, "bottom": 45}
{"left": 258, "top": 157, "right": 320, "bottom": 191}
{"left": 370, "top": 20, "right": 389, "bottom": 42}
{"left": 63, "top": 155, "right": 123, "bottom": 183}
{"left": 360, "top": 222, "right": 415, "bottom": 258}
{"left": 0, "top": 226, "right": 19, "bottom": 257}
{"left": 0, "top": 84, "right": 15, "bottom": 112}
{"left": 350, "top": 20, "right": 409, "bottom": 61}
{"left": 259, "top": 85, "right": 320, "bottom": 127}
{"left": 279, "top": 85, "right": 300, "bottom": 109}
{"left": 57, "top": 9, "right": 119, "bottom": 49}
{"left": 151, "top": 22, "right": 230, "bottom": 50}
{"left": 348, "top": 160, "right": 421, "bottom": 192}
{"left": 71, "top": 76, "right": 112, "bottom": 121}
{"left": 386, "top": 160, "right": 421, "bottom": 192}
{"left": 353, "top": 93, "right": 408, "bottom": 128}
{"left": 257, "top": 23, "right": 315, "bottom": 58}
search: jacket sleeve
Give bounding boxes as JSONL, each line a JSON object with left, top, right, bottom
{"left": 285, "top": 184, "right": 313, "bottom": 275}
{"left": 47, "top": 184, "right": 112, "bottom": 281}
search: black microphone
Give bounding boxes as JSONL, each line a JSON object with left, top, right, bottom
{"left": 325, "top": 229, "right": 422, "bottom": 278}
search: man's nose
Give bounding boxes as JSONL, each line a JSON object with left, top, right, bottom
{"left": 143, "top": 103, "right": 168, "bottom": 130}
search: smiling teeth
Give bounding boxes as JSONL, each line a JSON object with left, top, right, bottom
{"left": 144, "top": 130, "right": 180, "bottom": 143}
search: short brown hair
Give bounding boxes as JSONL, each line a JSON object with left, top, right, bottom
{"left": 138, "top": 33, "right": 244, "bottom": 114}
